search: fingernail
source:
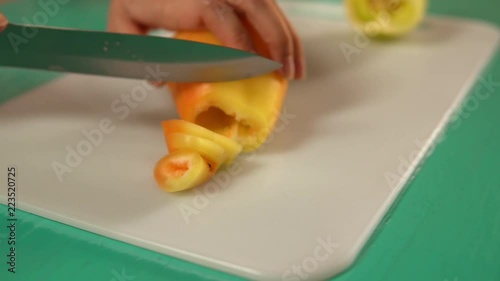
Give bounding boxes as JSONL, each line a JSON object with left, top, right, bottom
{"left": 282, "top": 55, "right": 294, "bottom": 79}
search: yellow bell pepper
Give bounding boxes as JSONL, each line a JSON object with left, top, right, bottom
{"left": 167, "top": 31, "right": 288, "bottom": 152}
{"left": 345, "top": 0, "right": 427, "bottom": 38}
{"left": 154, "top": 30, "right": 288, "bottom": 192}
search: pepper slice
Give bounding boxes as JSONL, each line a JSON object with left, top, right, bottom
{"left": 154, "top": 149, "right": 211, "bottom": 192}
{"left": 162, "top": 119, "right": 242, "bottom": 165}
{"left": 165, "top": 132, "right": 227, "bottom": 173}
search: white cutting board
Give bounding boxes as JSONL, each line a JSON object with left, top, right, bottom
{"left": 1, "top": 2, "right": 499, "bottom": 281}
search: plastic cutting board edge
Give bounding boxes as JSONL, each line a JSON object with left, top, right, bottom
{"left": 1, "top": 2, "right": 499, "bottom": 281}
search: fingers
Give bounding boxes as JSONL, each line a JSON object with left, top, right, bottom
{"left": 107, "top": 0, "right": 149, "bottom": 34}
{"left": 201, "top": 0, "right": 254, "bottom": 52}
{"left": 270, "top": 1, "right": 306, "bottom": 80}
{"left": 115, "top": 0, "right": 205, "bottom": 32}
{"left": 106, "top": 0, "right": 305, "bottom": 81}
{"left": 231, "top": 0, "right": 296, "bottom": 79}
{"left": 0, "top": 13, "right": 8, "bottom": 32}
{"left": 108, "top": 1, "right": 165, "bottom": 87}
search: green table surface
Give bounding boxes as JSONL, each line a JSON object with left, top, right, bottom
{"left": 1, "top": 0, "right": 499, "bottom": 280}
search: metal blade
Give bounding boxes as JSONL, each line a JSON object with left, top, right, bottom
{"left": 0, "top": 24, "right": 282, "bottom": 82}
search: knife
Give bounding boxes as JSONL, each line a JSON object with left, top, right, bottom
{"left": 0, "top": 23, "right": 282, "bottom": 83}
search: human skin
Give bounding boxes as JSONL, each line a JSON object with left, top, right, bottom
{"left": 0, "top": 12, "right": 7, "bottom": 32}
{"left": 107, "top": 0, "right": 306, "bottom": 80}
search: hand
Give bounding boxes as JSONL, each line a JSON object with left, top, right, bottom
{"left": 0, "top": 12, "right": 7, "bottom": 32}
{"left": 107, "top": 0, "right": 305, "bottom": 80}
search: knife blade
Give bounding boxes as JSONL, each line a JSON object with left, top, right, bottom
{"left": 0, "top": 23, "right": 282, "bottom": 83}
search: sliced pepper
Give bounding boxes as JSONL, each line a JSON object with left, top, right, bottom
{"left": 154, "top": 27, "right": 289, "bottom": 192}
{"left": 167, "top": 31, "right": 288, "bottom": 152}
{"left": 154, "top": 149, "right": 211, "bottom": 192}
{"left": 162, "top": 119, "right": 242, "bottom": 165}
{"left": 165, "top": 132, "right": 227, "bottom": 173}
